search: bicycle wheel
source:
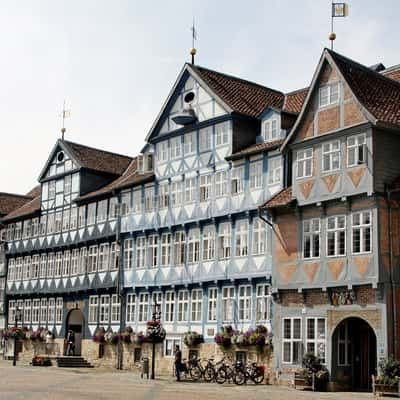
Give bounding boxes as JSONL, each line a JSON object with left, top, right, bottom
{"left": 252, "top": 371, "right": 264, "bottom": 385}
{"left": 233, "top": 369, "right": 246, "bottom": 386}
{"left": 203, "top": 366, "right": 215, "bottom": 382}
{"left": 216, "top": 366, "right": 228, "bottom": 384}
{"left": 189, "top": 365, "right": 202, "bottom": 381}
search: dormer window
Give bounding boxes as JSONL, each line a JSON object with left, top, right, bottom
{"left": 262, "top": 119, "right": 279, "bottom": 141}
{"left": 319, "top": 82, "right": 340, "bottom": 108}
{"left": 138, "top": 154, "right": 154, "bottom": 174}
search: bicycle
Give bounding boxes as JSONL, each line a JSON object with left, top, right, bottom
{"left": 233, "top": 361, "right": 265, "bottom": 385}
{"left": 215, "top": 357, "right": 234, "bottom": 384}
{"left": 188, "top": 357, "right": 215, "bottom": 382}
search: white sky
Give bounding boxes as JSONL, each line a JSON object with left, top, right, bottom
{"left": 1, "top": 0, "right": 399, "bottom": 194}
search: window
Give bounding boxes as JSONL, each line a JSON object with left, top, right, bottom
{"left": 111, "top": 294, "right": 120, "bottom": 323}
{"left": 231, "top": 166, "right": 244, "bottom": 195}
{"left": 208, "top": 288, "right": 218, "bottom": 322}
{"left": 327, "top": 215, "right": 346, "bottom": 257}
{"left": 31, "top": 255, "right": 39, "bottom": 279}
{"left": 202, "top": 227, "right": 215, "bottom": 261}
{"left": 78, "top": 247, "right": 87, "bottom": 274}
{"left": 222, "top": 287, "right": 235, "bottom": 322}
{"left": 97, "top": 200, "right": 108, "bottom": 222}
{"left": 88, "top": 296, "right": 99, "bottom": 324}
{"left": 48, "top": 298, "right": 55, "bottom": 324}
{"left": 191, "top": 289, "right": 202, "bottom": 322}
{"left": 303, "top": 219, "right": 320, "bottom": 259}
{"left": 15, "top": 257, "right": 23, "bottom": 281}
{"left": 185, "top": 177, "right": 197, "bottom": 203}
{"left": 199, "top": 127, "right": 212, "bottom": 152}
{"left": 151, "top": 292, "right": 163, "bottom": 318}
{"left": 87, "top": 203, "right": 96, "bottom": 225}
{"left": 215, "top": 171, "right": 227, "bottom": 198}
{"left": 64, "top": 174, "right": 72, "bottom": 194}
{"left": 322, "top": 140, "right": 341, "bottom": 172}
{"left": 200, "top": 175, "right": 212, "bottom": 202}
{"left": 47, "top": 254, "right": 55, "bottom": 278}
{"left": 109, "top": 197, "right": 118, "bottom": 219}
{"left": 216, "top": 121, "right": 229, "bottom": 146}
{"left": 165, "top": 338, "right": 181, "bottom": 357}
{"left": 144, "top": 187, "right": 155, "bottom": 212}
{"left": 31, "top": 218, "right": 39, "bottom": 237}
{"left": 171, "top": 181, "right": 182, "bottom": 207}
{"left": 256, "top": 285, "right": 271, "bottom": 321}
{"left": 158, "top": 183, "right": 169, "bottom": 209}
{"left": 56, "top": 298, "right": 63, "bottom": 323}
{"left": 338, "top": 321, "right": 351, "bottom": 366}
{"left": 8, "top": 259, "right": 15, "bottom": 281}
{"left": 165, "top": 291, "right": 175, "bottom": 322}
{"left": 177, "top": 290, "right": 189, "bottom": 322}
{"left": 296, "top": 148, "right": 313, "bottom": 179}
{"left": 157, "top": 141, "right": 168, "bottom": 162}
{"left": 70, "top": 206, "right": 78, "bottom": 230}
{"left": 238, "top": 285, "right": 251, "bottom": 321}
{"left": 268, "top": 157, "right": 282, "bottom": 185}
{"left": 235, "top": 220, "right": 248, "bottom": 257}
{"left": 39, "top": 255, "right": 47, "bottom": 278}
{"left": 253, "top": 218, "right": 266, "bottom": 255}
{"left": 8, "top": 300, "right": 15, "bottom": 324}
{"left": 148, "top": 235, "right": 158, "bottom": 268}
{"left": 306, "top": 318, "right": 326, "bottom": 364}
{"left": 40, "top": 298, "right": 47, "bottom": 325}
{"left": 319, "top": 82, "right": 340, "bottom": 108}
{"left": 126, "top": 294, "right": 136, "bottom": 323}
{"left": 32, "top": 299, "right": 40, "bottom": 323}
{"left": 22, "top": 220, "right": 31, "bottom": 239}
{"left": 87, "top": 246, "right": 98, "bottom": 273}
{"left": 347, "top": 134, "right": 366, "bottom": 167}
{"left": 263, "top": 119, "right": 279, "bottom": 140}
{"left": 14, "top": 222, "right": 22, "bottom": 240}
{"left": 184, "top": 132, "right": 196, "bottom": 155}
{"left": 55, "top": 252, "right": 63, "bottom": 277}
{"left": 55, "top": 211, "right": 62, "bottom": 233}
{"left": 24, "top": 299, "right": 31, "bottom": 324}
{"left": 170, "top": 137, "right": 182, "bottom": 159}
{"left": 47, "top": 214, "right": 55, "bottom": 235}
{"left": 70, "top": 249, "right": 79, "bottom": 275}
{"left": 78, "top": 206, "right": 86, "bottom": 228}
{"left": 283, "top": 318, "right": 302, "bottom": 364}
{"left": 187, "top": 229, "right": 200, "bottom": 264}
{"left": 120, "top": 193, "right": 130, "bottom": 217}
{"left": 99, "top": 295, "right": 110, "bottom": 324}
{"left": 174, "top": 232, "right": 185, "bottom": 265}
{"left": 352, "top": 211, "right": 372, "bottom": 254}
{"left": 138, "top": 293, "right": 149, "bottom": 322}
{"left": 62, "top": 251, "right": 70, "bottom": 276}
{"left": 123, "top": 239, "right": 133, "bottom": 270}
{"left": 109, "top": 242, "right": 119, "bottom": 271}
{"left": 62, "top": 209, "right": 70, "bottom": 231}
{"left": 218, "top": 223, "right": 231, "bottom": 260}
{"left": 161, "top": 234, "right": 171, "bottom": 266}
{"left": 132, "top": 190, "right": 142, "bottom": 213}
{"left": 136, "top": 237, "right": 146, "bottom": 268}
{"left": 250, "top": 161, "right": 263, "bottom": 189}
{"left": 98, "top": 243, "right": 110, "bottom": 272}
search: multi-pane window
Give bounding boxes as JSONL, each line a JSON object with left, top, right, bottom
{"left": 263, "top": 118, "right": 279, "bottom": 141}
{"left": 8, "top": 259, "right": 15, "bottom": 281}
{"left": 144, "top": 186, "right": 155, "bottom": 212}
{"left": 78, "top": 206, "right": 86, "bottom": 228}
{"left": 352, "top": 211, "right": 372, "bottom": 254}
{"left": 191, "top": 289, "right": 202, "bottom": 322}
{"left": 47, "top": 254, "right": 55, "bottom": 278}
{"left": 306, "top": 318, "right": 326, "bottom": 364}
{"left": 62, "top": 209, "right": 70, "bottom": 231}
{"left": 78, "top": 247, "right": 87, "bottom": 274}
{"left": 31, "top": 255, "right": 39, "bottom": 279}
{"left": 132, "top": 190, "right": 142, "bottom": 214}
{"left": 164, "top": 338, "right": 181, "bottom": 357}
{"left": 138, "top": 293, "right": 149, "bottom": 322}
{"left": 148, "top": 235, "right": 158, "bottom": 268}
{"left": 121, "top": 191, "right": 131, "bottom": 217}
{"left": 55, "top": 211, "right": 62, "bottom": 233}
{"left": 55, "top": 298, "right": 63, "bottom": 323}
{"left": 185, "top": 177, "right": 197, "bottom": 203}
{"left": 250, "top": 160, "right": 263, "bottom": 189}
{"left": 123, "top": 239, "right": 133, "bottom": 270}
{"left": 151, "top": 292, "right": 163, "bottom": 317}
{"left": 268, "top": 157, "right": 282, "bottom": 185}
{"left": 174, "top": 232, "right": 185, "bottom": 265}
{"left": 126, "top": 294, "right": 136, "bottom": 323}
{"left": 208, "top": 288, "right": 218, "bottom": 322}
{"left": 231, "top": 166, "right": 245, "bottom": 195}
{"left": 252, "top": 218, "right": 266, "bottom": 255}
{"left": 88, "top": 296, "right": 99, "bottom": 324}
{"left": 187, "top": 229, "right": 200, "bottom": 264}
{"left": 62, "top": 251, "right": 70, "bottom": 276}
{"left": 70, "top": 249, "right": 79, "bottom": 275}
{"left": 222, "top": 287, "right": 235, "bottom": 322}
{"left": 48, "top": 298, "right": 55, "bottom": 324}
{"left": 283, "top": 318, "right": 302, "bottom": 364}
{"left": 24, "top": 299, "right": 31, "bottom": 324}
{"left": 177, "top": 290, "right": 189, "bottom": 322}
{"left": 109, "top": 242, "right": 119, "bottom": 270}
{"left": 97, "top": 199, "right": 108, "bottom": 222}
{"left": 158, "top": 183, "right": 169, "bottom": 209}
{"left": 184, "top": 132, "right": 196, "bottom": 155}
{"left": 40, "top": 298, "right": 48, "bottom": 325}
{"left": 202, "top": 227, "right": 215, "bottom": 261}
{"left": 109, "top": 197, "right": 118, "bottom": 219}
{"left": 23, "top": 256, "right": 31, "bottom": 280}
{"left": 238, "top": 285, "right": 251, "bottom": 321}
{"left": 171, "top": 181, "right": 182, "bottom": 207}
{"left": 22, "top": 220, "right": 31, "bottom": 239}
{"left": 87, "top": 203, "right": 96, "bottom": 225}
{"left": 215, "top": 121, "right": 229, "bottom": 146}
{"left": 218, "top": 223, "right": 231, "bottom": 259}
{"left": 87, "top": 246, "right": 98, "bottom": 273}
{"left": 327, "top": 215, "right": 346, "bottom": 256}
{"left": 98, "top": 243, "right": 110, "bottom": 272}
{"left": 215, "top": 171, "right": 227, "bottom": 198}
{"left": 347, "top": 134, "right": 366, "bottom": 167}
{"left": 338, "top": 321, "right": 351, "bottom": 366}
{"left": 256, "top": 285, "right": 271, "bottom": 321}
{"left": 136, "top": 237, "right": 146, "bottom": 268}
{"left": 70, "top": 206, "right": 78, "bottom": 230}
{"left": 170, "top": 137, "right": 182, "bottom": 159}
{"left": 161, "top": 234, "right": 171, "bottom": 266}
{"left": 55, "top": 252, "right": 63, "bottom": 277}
{"left": 303, "top": 218, "right": 320, "bottom": 259}
{"left": 296, "top": 148, "right": 313, "bottom": 179}
{"left": 165, "top": 291, "right": 175, "bottom": 322}
{"left": 111, "top": 294, "right": 120, "bottom": 323}
{"left": 15, "top": 257, "right": 23, "bottom": 281}
{"left": 157, "top": 141, "right": 168, "bottom": 162}
{"left": 199, "top": 127, "right": 212, "bottom": 152}
{"left": 99, "top": 295, "right": 110, "bottom": 324}
{"left": 31, "top": 218, "right": 39, "bottom": 237}
{"left": 235, "top": 220, "right": 248, "bottom": 257}
{"left": 200, "top": 175, "right": 212, "bottom": 202}
{"left": 319, "top": 82, "right": 340, "bottom": 108}
{"left": 32, "top": 299, "right": 40, "bottom": 323}
{"left": 322, "top": 140, "right": 341, "bottom": 172}
{"left": 8, "top": 300, "right": 16, "bottom": 324}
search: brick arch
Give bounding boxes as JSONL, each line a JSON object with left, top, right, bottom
{"left": 328, "top": 314, "right": 378, "bottom": 339}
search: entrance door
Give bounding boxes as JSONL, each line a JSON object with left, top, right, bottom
{"left": 66, "top": 309, "right": 84, "bottom": 356}
{"left": 332, "top": 317, "right": 377, "bottom": 391}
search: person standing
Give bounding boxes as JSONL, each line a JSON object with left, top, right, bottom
{"left": 66, "top": 330, "right": 75, "bottom": 356}
{"left": 174, "top": 344, "right": 182, "bottom": 381}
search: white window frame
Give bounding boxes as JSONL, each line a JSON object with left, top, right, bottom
{"left": 235, "top": 220, "right": 248, "bottom": 257}
{"left": 199, "top": 126, "right": 212, "bottom": 152}
{"left": 136, "top": 237, "right": 146, "bottom": 268}
{"left": 174, "top": 232, "right": 185, "bottom": 266}
{"left": 218, "top": 223, "right": 231, "bottom": 260}
{"left": 148, "top": 235, "right": 158, "bottom": 268}
{"left": 319, "top": 82, "right": 340, "bottom": 108}
{"left": 282, "top": 317, "right": 302, "bottom": 364}
{"left": 177, "top": 290, "right": 189, "bottom": 322}
{"left": 347, "top": 134, "right": 366, "bottom": 167}
{"left": 165, "top": 291, "right": 175, "bottom": 322}
{"left": 171, "top": 181, "right": 182, "bottom": 207}
{"left": 187, "top": 229, "right": 200, "bottom": 264}
{"left": 56, "top": 298, "right": 63, "bottom": 324}
{"left": 215, "top": 170, "right": 227, "bottom": 198}
{"left": 88, "top": 296, "right": 99, "bottom": 324}
{"left": 184, "top": 132, "right": 196, "bottom": 155}
{"left": 303, "top": 218, "right": 320, "bottom": 259}
{"left": 352, "top": 210, "right": 372, "bottom": 254}
{"left": 221, "top": 286, "right": 235, "bottom": 322}
{"left": 32, "top": 299, "right": 40, "bottom": 324}
{"left": 215, "top": 121, "right": 229, "bottom": 146}
{"left": 98, "top": 243, "right": 110, "bottom": 272}
{"left": 231, "top": 165, "right": 245, "bottom": 195}
{"left": 208, "top": 288, "right": 218, "bottom": 322}
{"left": 238, "top": 285, "right": 252, "bottom": 321}
{"left": 262, "top": 118, "right": 279, "bottom": 141}
{"left": 164, "top": 337, "right": 181, "bottom": 357}
{"left": 24, "top": 299, "right": 31, "bottom": 324}
{"left": 111, "top": 294, "right": 120, "bottom": 323}
{"left": 48, "top": 298, "right": 55, "bottom": 325}
{"left": 268, "top": 157, "right": 282, "bottom": 185}
{"left": 250, "top": 160, "right": 263, "bottom": 189}
{"left": 123, "top": 239, "right": 133, "bottom": 270}
{"left": 202, "top": 227, "right": 215, "bottom": 261}
{"left": 87, "top": 245, "right": 98, "bottom": 273}
{"left": 191, "top": 289, "right": 202, "bottom": 322}
{"left": 326, "top": 215, "right": 346, "bottom": 257}
{"left": 138, "top": 293, "right": 149, "bottom": 322}
{"left": 158, "top": 183, "right": 169, "bottom": 210}
{"left": 252, "top": 218, "right": 266, "bottom": 255}
{"left": 126, "top": 293, "right": 136, "bottom": 323}
{"left": 185, "top": 177, "right": 197, "bottom": 203}
{"left": 306, "top": 317, "right": 326, "bottom": 364}
{"left": 99, "top": 295, "right": 110, "bottom": 324}
{"left": 200, "top": 174, "right": 212, "bottom": 202}
{"left": 170, "top": 137, "right": 182, "bottom": 160}
{"left": 256, "top": 284, "right": 271, "bottom": 322}
{"left": 296, "top": 148, "right": 313, "bottom": 179}
{"left": 161, "top": 233, "right": 171, "bottom": 267}
{"left": 322, "top": 140, "right": 341, "bottom": 172}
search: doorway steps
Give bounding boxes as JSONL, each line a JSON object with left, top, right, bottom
{"left": 55, "top": 356, "right": 94, "bottom": 368}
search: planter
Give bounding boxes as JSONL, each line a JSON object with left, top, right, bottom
{"left": 294, "top": 372, "right": 315, "bottom": 391}
{"left": 372, "top": 375, "right": 400, "bottom": 396}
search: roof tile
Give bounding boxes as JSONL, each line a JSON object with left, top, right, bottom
{"left": 261, "top": 187, "right": 294, "bottom": 209}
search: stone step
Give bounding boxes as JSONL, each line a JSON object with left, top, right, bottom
{"left": 55, "top": 356, "right": 94, "bottom": 368}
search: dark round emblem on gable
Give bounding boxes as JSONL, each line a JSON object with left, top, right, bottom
{"left": 184, "top": 91, "right": 195, "bottom": 104}
{"left": 57, "top": 151, "right": 65, "bottom": 162}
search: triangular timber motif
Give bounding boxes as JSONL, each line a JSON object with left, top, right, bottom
{"left": 322, "top": 174, "right": 339, "bottom": 193}
{"left": 327, "top": 260, "right": 345, "bottom": 280}
{"left": 276, "top": 264, "right": 297, "bottom": 284}
{"left": 299, "top": 180, "right": 315, "bottom": 199}
{"left": 354, "top": 257, "right": 371, "bottom": 277}
{"left": 348, "top": 167, "right": 365, "bottom": 187}
{"left": 303, "top": 262, "right": 319, "bottom": 282}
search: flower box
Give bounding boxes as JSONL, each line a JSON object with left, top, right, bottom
{"left": 294, "top": 372, "right": 315, "bottom": 391}
{"left": 372, "top": 375, "right": 400, "bottom": 396}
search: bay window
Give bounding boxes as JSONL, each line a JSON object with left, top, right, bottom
{"left": 352, "top": 211, "right": 372, "bottom": 254}
{"left": 303, "top": 218, "right": 320, "bottom": 259}
{"left": 327, "top": 215, "right": 346, "bottom": 256}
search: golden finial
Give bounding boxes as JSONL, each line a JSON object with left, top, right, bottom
{"left": 190, "top": 18, "right": 197, "bottom": 64}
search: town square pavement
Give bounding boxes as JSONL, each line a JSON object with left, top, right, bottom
{"left": 0, "top": 360, "right": 372, "bottom": 400}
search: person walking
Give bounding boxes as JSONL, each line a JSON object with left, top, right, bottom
{"left": 174, "top": 344, "right": 182, "bottom": 381}
{"left": 66, "top": 330, "right": 75, "bottom": 356}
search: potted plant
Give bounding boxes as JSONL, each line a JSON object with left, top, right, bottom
{"left": 183, "top": 331, "right": 204, "bottom": 347}
{"left": 295, "top": 353, "right": 328, "bottom": 391}
{"left": 214, "top": 326, "right": 234, "bottom": 349}
{"left": 92, "top": 327, "right": 106, "bottom": 343}
{"left": 373, "top": 357, "right": 400, "bottom": 396}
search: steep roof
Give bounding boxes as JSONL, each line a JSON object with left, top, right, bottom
{"left": 0, "top": 193, "right": 34, "bottom": 217}
{"left": 62, "top": 140, "right": 133, "bottom": 176}
{"left": 260, "top": 187, "right": 295, "bottom": 210}
{"left": 191, "top": 65, "right": 285, "bottom": 118}
{"left": 381, "top": 65, "right": 400, "bottom": 82}
{"left": 283, "top": 87, "right": 309, "bottom": 114}
{"left": 226, "top": 139, "right": 284, "bottom": 161}
{"left": 2, "top": 195, "right": 41, "bottom": 221}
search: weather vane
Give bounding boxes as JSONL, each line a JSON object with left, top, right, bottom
{"left": 330, "top": 2, "right": 348, "bottom": 50}
{"left": 190, "top": 17, "right": 197, "bottom": 65}
{"left": 60, "top": 100, "right": 71, "bottom": 140}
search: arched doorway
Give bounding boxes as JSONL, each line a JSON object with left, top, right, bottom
{"left": 66, "top": 309, "right": 84, "bottom": 356}
{"left": 331, "top": 317, "right": 377, "bottom": 391}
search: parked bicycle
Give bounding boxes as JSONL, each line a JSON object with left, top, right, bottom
{"left": 215, "top": 357, "right": 235, "bottom": 384}
{"left": 188, "top": 357, "right": 215, "bottom": 382}
{"left": 233, "top": 361, "right": 265, "bottom": 385}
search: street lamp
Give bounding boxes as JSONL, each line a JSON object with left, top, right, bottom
{"left": 13, "top": 306, "right": 22, "bottom": 367}
{"left": 149, "top": 300, "right": 162, "bottom": 380}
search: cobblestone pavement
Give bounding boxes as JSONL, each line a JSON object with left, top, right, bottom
{"left": 0, "top": 360, "right": 373, "bottom": 400}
